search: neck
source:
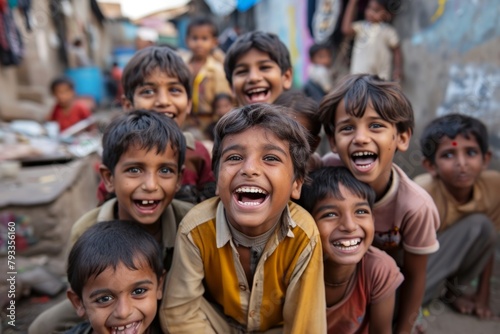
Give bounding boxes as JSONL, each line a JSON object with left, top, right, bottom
{"left": 372, "top": 169, "right": 393, "bottom": 201}
{"left": 324, "top": 261, "right": 356, "bottom": 286}
{"left": 448, "top": 185, "right": 473, "bottom": 205}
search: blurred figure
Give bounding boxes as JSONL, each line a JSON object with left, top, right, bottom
{"left": 303, "top": 43, "right": 334, "bottom": 102}
{"left": 69, "top": 38, "right": 91, "bottom": 68}
{"left": 135, "top": 27, "right": 159, "bottom": 50}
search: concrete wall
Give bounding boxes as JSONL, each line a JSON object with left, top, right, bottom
{"left": 393, "top": 0, "right": 500, "bottom": 175}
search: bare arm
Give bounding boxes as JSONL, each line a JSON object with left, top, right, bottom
{"left": 369, "top": 293, "right": 396, "bottom": 334}
{"left": 395, "top": 252, "right": 427, "bottom": 334}
{"left": 341, "top": 0, "right": 358, "bottom": 36}
{"left": 392, "top": 45, "right": 403, "bottom": 82}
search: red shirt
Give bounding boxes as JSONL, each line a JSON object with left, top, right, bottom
{"left": 51, "top": 100, "right": 92, "bottom": 131}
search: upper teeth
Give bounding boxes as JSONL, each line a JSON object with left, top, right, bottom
{"left": 333, "top": 238, "right": 361, "bottom": 247}
{"left": 113, "top": 322, "right": 135, "bottom": 330}
{"left": 247, "top": 88, "right": 267, "bottom": 94}
{"left": 141, "top": 200, "right": 155, "bottom": 204}
{"left": 352, "top": 152, "right": 375, "bottom": 156}
{"left": 235, "top": 187, "right": 267, "bottom": 194}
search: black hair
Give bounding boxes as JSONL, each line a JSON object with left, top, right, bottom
{"left": 274, "top": 90, "right": 321, "bottom": 151}
{"left": 297, "top": 166, "right": 376, "bottom": 213}
{"left": 212, "top": 103, "right": 310, "bottom": 181}
{"left": 67, "top": 220, "right": 163, "bottom": 298}
{"left": 50, "top": 76, "right": 74, "bottom": 93}
{"left": 122, "top": 46, "right": 191, "bottom": 102}
{"left": 102, "top": 109, "right": 186, "bottom": 173}
{"left": 420, "top": 113, "right": 489, "bottom": 163}
{"left": 213, "top": 93, "right": 234, "bottom": 107}
{"left": 308, "top": 43, "right": 331, "bottom": 60}
{"left": 319, "top": 74, "right": 414, "bottom": 136}
{"left": 186, "top": 16, "right": 218, "bottom": 37}
{"left": 224, "top": 31, "right": 291, "bottom": 85}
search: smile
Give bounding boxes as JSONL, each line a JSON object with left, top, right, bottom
{"left": 134, "top": 199, "right": 160, "bottom": 212}
{"left": 351, "top": 151, "right": 377, "bottom": 170}
{"left": 245, "top": 87, "right": 270, "bottom": 103}
{"left": 331, "top": 238, "right": 362, "bottom": 252}
{"left": 234, "top": 186, "right": 269, "bottom": 206}
{"left": 110, "top": 320, "right": 141, "bottom": 334}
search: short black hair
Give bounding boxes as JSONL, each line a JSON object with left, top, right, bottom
{"left": 102, "top": 109, "right": 186, "bottom": 173}
{"left": 319, "top": 74, "right": 414, "bottom": 136}
{"left": 186, "top": 16, "right": 218, "bottom": 37}
{"left": 297, "top": 166, "right": 376, "bottom": 213}
{"left": 122, "top": 46, "right": 191, "bottom": 102}
{"left": 212, "top": 103, "right": 310, "bottom": 181}
{"left": 274, "top": 90, "right": 321, "bottom": 150}
{"left": 50, "top": 76, "right": 74, "bottom": 93}
{"left": 308, "top": 43, "right": 331, "bottom": 60}
{"left": 420, "top": 113, "right": 489, "bottom": 163}
{"left": 224, "top": 31, "right": 291, "bottom": 85}
{"left": 67, "top": 220, "right": 163, "bottom": 298}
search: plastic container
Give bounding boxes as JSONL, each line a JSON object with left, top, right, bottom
{"left": 65, "top": 66, "right": 105, "bottom": 104}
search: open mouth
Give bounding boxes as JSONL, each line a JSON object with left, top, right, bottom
{"left": 234, "top": 186, "right": 269, "bottom": 206}
{"left": 110, "top": 320, "right": 141, "bottom": 334}
{"left": 134, "top": 199, "right": 160, "bottom": 211}
{"left": 245, "top": 87, "right": 270, "bottom": 103}
{"left": 332, "top": 238, "right": 362, "bottom": 251}
{"left": 158, "top": 111, "right": 176, "bottom": 119}
{"left": 351, "top": 151, "right": 377, "bottom": 169}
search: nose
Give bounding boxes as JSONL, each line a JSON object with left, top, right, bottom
{"left": 352, "top": 128, "right": 370, "bottom": 145}
{"left": 155, "top": 88, "right": 170, "bottom": 107}
{"left": 456, "top": 152, "right": 468, "bottom": 167}
{"left": 339, "top": 214, "right": 358, "bottom": 233}
{"left": 113, "top": 297, "right": 133, "bottom": 320}
{"left": 240, "top": 157, "right": 260, "bottom": 177}
{"left": 247, "top": 67, "right": 262, "bottom": 83}
{"left": 142, "top": 172, "right": 159, "bottom": 192}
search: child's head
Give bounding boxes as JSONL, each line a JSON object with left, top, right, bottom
{"left": 420, "top": 113, "right": 491, "bottom": 192}
{"left": 50, "top": 76, "right": 76, "bottom": 108}
{"left": 224, "top": 31, "right": 293, "bottom": 106}
{"left": 100, "top": 110, "right": 186, "bottom": 225}
{"left": 212, "top": 103, "right": 310, "bottom": 236}
{"left": 122, "top": 46, "right": 192, "bottom": 127}
{"left": 365, "top": 0, "right": 393, "bottom": 23}
{"left": 309, "top": 43, "right": 332, "bottom": 68}
{"left": 297, "top": 166, "right": 375, "bottom": 265}
{"left": 67, "top": 220, "right": 164, "bottom": 334}
{"left": 212, "top": 93, "right": 234, "bottom": 118}
{"left": 274, "top": 90, "right": 322, "bottom": 153}
{"left": 319, "top": 74, "right": 413, "bottom": 192}
{"left": 186, "top": 16, "right": 218, "bottom": 60}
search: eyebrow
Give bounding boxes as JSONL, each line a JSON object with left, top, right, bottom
{"left": 121, "top": 161, "right": 178, "bottom": 168}
{"left": 235, "top": 59, "right": 275, "bottom": 68}
{"left": 88, "top": 279, "right": 154, "bottom": 299}
{"left": 313, "top": 201, "right": 370, "bottom": 215}
{"left": 221, "top": 143, "right": 288, "bottom": 157}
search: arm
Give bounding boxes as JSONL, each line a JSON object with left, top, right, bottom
{"left": 392, "top": 45, "right": 403, "bottom": 82}
{"left": 283, "top": 235, "right": 326, "bottom": 334}
{"left": 474, "top": 254, "right": 494, "bottom": 319}
{"left": 394, "top": 252, "right": 427, "bottom": 334}
{"left": 160, "top": 229, "right": 215, "bottom": 334}
{"left": 369, "top": 293, "right": 396, "bottom": 334}
{"left": 341, "top": 0, "right": 358, "bottom": 36}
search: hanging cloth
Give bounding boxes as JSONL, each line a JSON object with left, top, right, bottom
{"left": 0, "top": 5, "right": 24, "bottom": 66}
{"left": 18, "top": 0, "right": 32, "bottom": 31}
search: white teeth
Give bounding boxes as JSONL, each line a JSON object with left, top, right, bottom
{"left": 333, "top": 238, "right": 361, "bottom": 247}
{"left": 352, "top": 151, "right": 375, "bottom": 157}
{"left": 247, "top": 88, "right": 267, "bottom": 94}
{"left": 235, "top": 187, "right": 267, "bottom": 194}
{"left": 238, "top": 200, "right": 261, "bottom": 206}
{"left": 141, "top": 200, "right": 155, "bottom": 204}
{"left": 113, "top": 322, "right": 136, "bottom": 331}
{"left": 125, "top": 323, "right": 133, "bottom": 328}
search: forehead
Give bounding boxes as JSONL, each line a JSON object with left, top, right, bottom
{"left": 119, "top": 143, "right": 178, "bottom": 161}
{"left": 222, "top": 126, "right": 289, "bottom": 151}
{"left": 437, "top": 133, "right": 480, "bottom": 149}
{"left": 140, "top": 67, "right": 181, "bottom": 84}
{"left": 235, "top": 48, "right": 274, "bottom": 66}
{"left": 188, "top": 24, "right": 215, "bottom": 36}
{"left": 54, "top": 83, "right": 73, "bottom": 91}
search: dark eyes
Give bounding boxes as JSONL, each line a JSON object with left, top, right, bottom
{"left": 132, "top": 288, "right": 147, "bottom": 296}
{"left": 95, "top": 295, "right": 112, "bottom": 304}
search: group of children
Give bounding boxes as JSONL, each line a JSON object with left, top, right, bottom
{"left": 31, "top": 2, "right": 499, "bottom": 333}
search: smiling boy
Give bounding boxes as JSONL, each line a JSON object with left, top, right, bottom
{"left": 161, "top": 104, "right": 326, "bottom": 333}
{"left": 224, "top": 31, "right": 293, "bottom": 106}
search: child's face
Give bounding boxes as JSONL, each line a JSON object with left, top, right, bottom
{"left": 214, "top": 98, "right": 233, "bottom": 118}
{"left": 365, "top": 0, "right": 390, "bottom": 23}
{"left": 231, "top": 48, "right": 292, "bottom": 106}
{"left": 53, "top": 83, "right": 75, "bottom": 108}
{"left": 311, "top": 49, "right": 332, "bottom": 68}
{"left": 100, "top": 144, "right": 182, "bottom": 226}
{"left": 216, "top": 126, "right": 302, "bottom": 236}
{"left": 425, "top": 134, "right": 489, "bottom": 195}
{"left": 330, "top": 100, "right": 410, "bottom": 195}
{"left": 311, "top": 186, "right": 374, "bottom": 265}
{"left": 186, "top": 25, "right": 217, "bottom": 59}
{"left": 126, "top": 68, "right": 191, "bottom": 127}
{"left": 68, "top": 260, "right": 163, "bottom": 334}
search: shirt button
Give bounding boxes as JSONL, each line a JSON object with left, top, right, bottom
{"left": 239, "top": 283, "right": 246, "bottom": 291}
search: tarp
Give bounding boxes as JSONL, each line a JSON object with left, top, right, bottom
{"left": 237, "top": 0, "right": 261, "bottom": 11}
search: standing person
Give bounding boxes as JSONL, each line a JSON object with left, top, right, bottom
{"left": 49, "top": 76, "right": 93, "bottom": 132}
{"left": 224, "top": 31, "right": 293, "bottom": 106}
{"left": 415, "top": 114, "right": 498, "bottom": 319}
{"left": 342, "top": 0, "right": 403, "bottom": 81}
{"left": 303, "top": 43, "right": 334, "bottom": 102}
{"left": 183, "top": 16, "right": 232, "bottom": 134}
{"left": 298, "top": 166, "right": 404, "bottom": 333}
{"left": 319, "top": 74, "right": 440, "bottom": 333}
{"left": 161, "top": 104, "right": 326, "bottom": 333}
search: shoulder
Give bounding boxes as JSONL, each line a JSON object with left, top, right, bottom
{"left": 70, "top": 207, "right": 102, "bottom": 244}
{"left": 182, "top": 132, "right": 196, "bottom": 151}
{"left": 363, "top": 247, "right": 404, "bottom": 302}
{"left": 289, "top": 201, "right": 319, "bottom": 240}
{"left": 363, "top": 247, "right": 400, "bottom": 274}
{"left": 479, "top": 170, "right": 500, "bottom": 184}
{"left": 178, "top": 197, "right": 219, "bottom": 233}
{"left": 393, "top": 165, "right": 437, "bottom": 209}
{"left": 170, "top": 199, "right": 194, "bottom": 220}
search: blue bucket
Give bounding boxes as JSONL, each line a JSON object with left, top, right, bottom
{"left": 65, "top": 66, "right": 104, "bottom": 104}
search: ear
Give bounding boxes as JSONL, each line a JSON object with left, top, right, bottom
{"left": 99, "top": 164, "right": 115, "bottom": 194}
{"left": 482, "top": 150, "right": 492, "bottom": 169}
{"left": 282, "top": 68, "right": 293, "bottom": 90}
{"left": 290, "top": 177, "right": 304, "bottom": 200}
{"left": 122, "top": 97, "right": 133, "bottom": 111}
{"left": 156, "top": 271, "right": 166, "bottom": 300}
{"left": 67, "top": 289, "right": 87, "bottom": 318}
{"left": 422, "top": 158, "right": 438, "bottom": 177}
{"left": 395, "top": 129, "right": 411, "bottom": 153}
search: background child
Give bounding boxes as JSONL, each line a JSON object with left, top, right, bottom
{"left": 29, "top": 110, "right": 192, "bottom": 334}
{"left": 65, "top": 220, "right": 164, "bottom": 334}
{"left": 319, "top": 74, "right": 440, "bottom": 333}
{"left": 161, "top": 104, "right": 326, "bottom": 333}
{"left": 303, "top": 43, "right": 334, "bottom": 102}
{"left": 224, "top": 31, "right": 293, "bottom": 106}
{"left": 342, "top": 0, "right": 403, "bottom": 81}
{"left": 183, "top": 16, "right": 232, "bottom": 133}
{"left": 213, "top": 92, "right": 235, "bottom": 119}
{"left": 297, "top": 166, "right": 403, "bottom": 333}
{"left": 49, "top": 76, "right": 93, "bottom": 132}
{"left": 119, "top": 45, "right": 216, "bottom": 204}
{"left": 415, "top": 113, "right": 498, "bottom": 319}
